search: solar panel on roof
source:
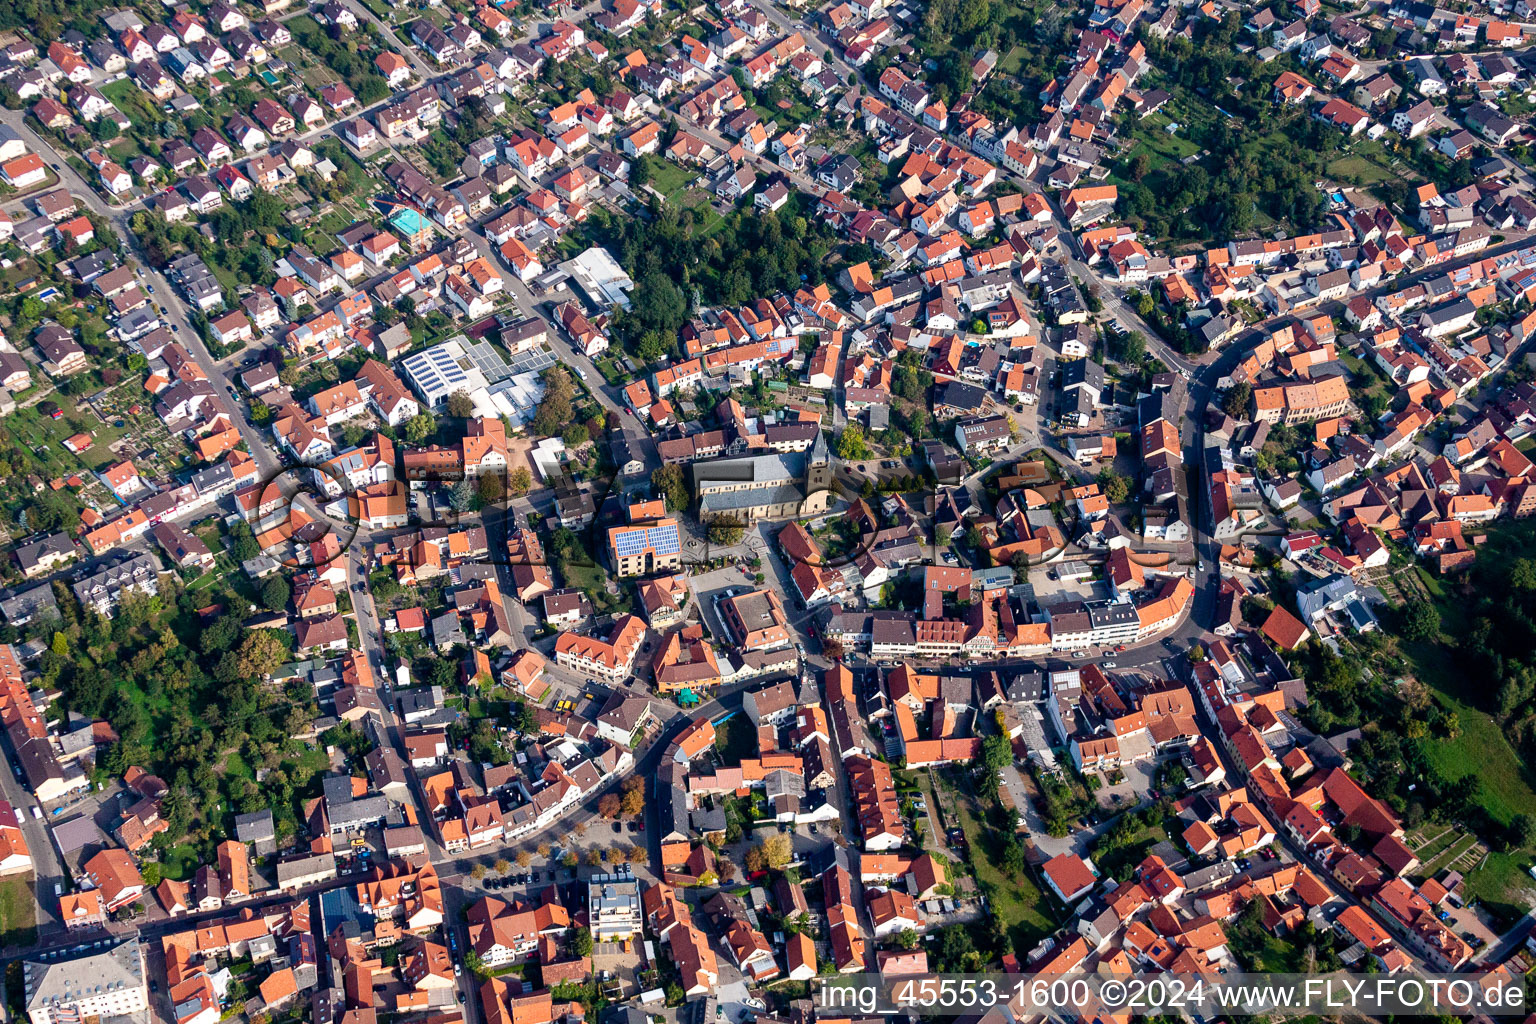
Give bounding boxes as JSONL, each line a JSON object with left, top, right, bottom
{"left": 648, "top": 525, "right": 680, "bottom": 555}
{"left": 614, "top": 529, "right": 647, "bottom": 557}
{"left": 508, "top": 347, "right": 556, "bottom": 374}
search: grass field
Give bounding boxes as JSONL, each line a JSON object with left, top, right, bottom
{"left": 997, "top": 44, "right": 1028, "bottom": 76}
{"left": 100, "top": 77, "right": 142, "bottom": 112}
{"left": 159, "top": 844, "right": 202, "bottom": 882}
{"left": 7, "top": 398, "right": 127, "bottom": 475}
{"left": 1390, "top": 531, "right": 1536, "bottom": 917}
{"left": 1397, "top": 553, "right": 1536, "bottom": 828}
{"left": 1409, "top": 636, "right": 1536, "bottom": 827}
{"left": 947, "top": 775, "right": 1055, "bottom": 954}
{"left": 1130, "top": 113, "right": 1201, "bottom": 165}
{"left": 648, "top": 160, "right": 695, "bottom": 199}
{"left": 1465, "top": 850, "right": 1536, "bottom": 920}
{"left": 0, "top": 875, "right": 36, "bottom": 949}
{"left": 1326, "top": 140, "right": 1399, "bottom": 186}
{"left": 1402, "top": 559, "right": 1536, "bottom": 831}
{"left": 713, "top": 713, "right": 757, "bottom": 765}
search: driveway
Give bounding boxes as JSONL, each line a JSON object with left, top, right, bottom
{"left": 1092, "top": 757, "right": 1159, "bottom": 812}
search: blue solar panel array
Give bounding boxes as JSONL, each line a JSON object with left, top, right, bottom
{"left": 614, "top": 528, "right": 648, "bottom": 558}
{"left": 613, "top": 523, "right": 680, "bottom": 558}
{"left": 648, "top": 524, "right": 680, "bottom": 555}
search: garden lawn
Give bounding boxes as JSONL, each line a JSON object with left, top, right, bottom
{"left": 100, "top": 77, "right": 142, "bottom": 109}
{"left": 1129, "top": 113, "right": 1200, "bottom": 168}
{"left": 713, "top": 713, "right": 757, "bottom": 765}
{"left": 0, "top": 875, "right": 36, "bottom": 949}
{"left": 1325, "top": 140, "right": 1398, "bottom": 186}
{"left": 1092, "top": 821, "right": 1168, "bottom": 882}
{"left": 8, "top": 399, "right": 127, "bottom": 476}
{"left": 997, "top": 44, "right": 1028, "bottom": 75}
{"left": 648, "top": 160, "right": 694, "bottom": 198}
{"left": 1415, "top": 833, "right": 1478, "bottom": 880}
{"left": 949, "top": 782, "right": 1055, "bottom": 951}
{"left": 1404, "top": 634, "right": 1536, "bottom": 828}
{"left": 1465, "top": 850, "right": 1536, "bottom": 923}
{"left": 559, "top": 559, "right": 622, "bottom": 615}
{"left": 158, "top": 844, "right": 202, "bottom": 882}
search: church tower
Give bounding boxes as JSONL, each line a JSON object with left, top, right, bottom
{"left": 806, "top": 429, "right": 832, "bottom": 494}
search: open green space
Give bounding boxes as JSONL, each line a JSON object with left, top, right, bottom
{"left": 945, "top": 770, "right": 1055, "bottom": 953}
{"left": 1326, "top": 152, "right": 1397, "bottom": 186}
{"left": 648, "top": 160, "right": 695, "bottom": 198}
{"left": 997, "top": 44, "right": 1028, "bottom": 76}
{"left": 158, "top": 844, "right": 203, "bottom": 882}
{"left": 100, "top": 77, "right": 142, "bottom": 110}
{"left": 7, "top": 397, "right": 127, "bottom": 474}
{"left": 1404, "top": 641, "right": 1536, "bottom": 829}
{"left": 1126, "top": 112, "right": 1201, "bottom": 170}
{"left": 1090, "top": 818, "right": 1168, "bottom": 882}
{"left": 1464, "top": 850, "right": 1536, "bottom": 918}
{"left": 1227, "top": 902, "right": 1342, "bottom": 973}
{"left": 0, "top": 875, "right": 36, "bottom": 949}
{"left": 713, "top": 713, "right": 758, "bottom": 766}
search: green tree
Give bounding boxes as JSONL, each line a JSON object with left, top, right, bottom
{"left": 1400, "top": 599, "right": 1441, "bottom": 642}
{"left": 635, "top": 331, "right": 669, "bottom": 364}
{"left": 1097, "top": 469, "right": 1130, "bottom": 504}
{"left": 652, "top": 464, "right": 691, "bottom": 511}
{"left": 1117, "top": 330, "right": 1146, "bottom": 364}
{"left": 404, "top": 412, "right": 436, "bottom": 443}
{"left": 235, "top": 629, "right": 290, "bottom": 680}
{"left": 837, "top": 425, "right": 870, "bottom": 460}
{"left": 446, "top": 392, "right": 476, "bottom": 418}
{"left": 625, "top": 271, "right": 687, "bottom": 341}
{"left": 571, "top": 926, "right": 593, "bottom": 957}
{"left": 1511, "top": 813, "right": 1536, "bottom": 850}
{"left": 450, "top": 477, "right": 478, "bottom": 512}
{"left": 509, "top": 466, "right": 533, "bottom": 496}
{"left": 532, "top": 366, "right": 576, "bottom": 438}
{"left": 1222, "top": 381, "right": 1252, "bottom": 420}
{"left": 707, "top": 515, "right": 745, "bottom": 545}
{"left": 260, "top": 575, "right": 291, "bottom": 612}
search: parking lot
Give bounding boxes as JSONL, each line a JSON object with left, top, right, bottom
{"left": 593, "top": 942, "right": 643, "bottom": 999}
{"left": 1092, "top": 757, "right": 1159, "bottom": 812}
{"left": 1028, "top": 566, "right": 1112, "bottom": 605}
{"left": 1443, "top": 900, "right": 1501, "bottom": 956}
{"left": 687, "top": 565, "right": 759, "bottom": 642}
